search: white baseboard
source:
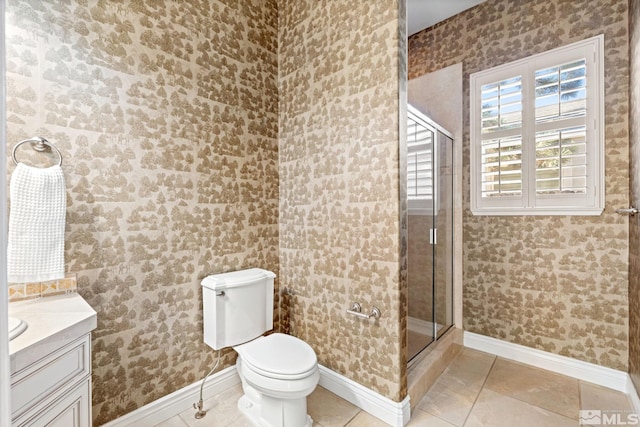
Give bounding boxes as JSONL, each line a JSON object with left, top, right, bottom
{"left": 100, "top": 363, "right": 410, "bottom": 427}
{"left": 101, "top": 365, "right": 240, "bottom": 427}
{"left": 318, "top": 365, "right": 411, "bottom": 427}
{"left": 627, "top": 376, "right": 640, "bottom": 415}
{"left": 464, "top": 331, "right": 630, "bottom": 393}
{"left": 99, "top": 333, "right": 640, "bottom": 427}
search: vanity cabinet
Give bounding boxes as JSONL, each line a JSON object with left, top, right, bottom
{"left": 18, "top": 380, "right": 90, "bottom": 427}
{"left": 11, "top": 334, "right": 91, "bottom": 426}
{"left": 8, "top": 293, "right": 97, "bottom": 427}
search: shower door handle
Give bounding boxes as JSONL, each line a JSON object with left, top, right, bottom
{"left": 430, "top": 228, "right": 437, "bottom": 245}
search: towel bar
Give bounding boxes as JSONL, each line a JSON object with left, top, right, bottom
{"left": 346, "top": 302, "right": 381, "bottom": 320}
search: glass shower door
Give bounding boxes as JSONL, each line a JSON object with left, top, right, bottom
{"left": 407, "top": 105, "right": 454, "bottom": 363}
{"left": 407, "top": 107, "right": 435, "bottom": 360}
{"left": 434, "top": 130, "right": 454, "bottom": 339}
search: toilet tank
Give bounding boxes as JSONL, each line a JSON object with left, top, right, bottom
{"left": 201, "top": 268, "right": 275, "bottom": 350}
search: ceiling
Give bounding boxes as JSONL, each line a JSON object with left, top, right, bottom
{"left": 407, "top": 0, "right": 487, "bottom": 35}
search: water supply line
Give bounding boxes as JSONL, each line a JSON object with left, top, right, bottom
{"left": 193, "top": 349, "right": 222, "bottom": 419}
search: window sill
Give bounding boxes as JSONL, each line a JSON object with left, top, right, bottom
{"left": 471, "top": 207, "right": 604, "bottom": 216}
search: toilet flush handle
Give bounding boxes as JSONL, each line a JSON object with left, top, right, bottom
{"left": 216, "top": 291, "right": 225, "bottom": 297}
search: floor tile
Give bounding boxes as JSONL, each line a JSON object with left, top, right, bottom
{"left": 307, "top": 386, "right": 360, "bottom": 427}
{"left": 416, "top": 374, "right": 478, "bottom": 427}
{"left": 416, "top": 348, "right": 495, "bottom": 426}
{"left": 178, "top": 384, "right": 251, "bottom": 427}
{"left": 465, "top": 388, "right": 577, "bottom": 427}
{"left": 444, "top": 348, "right": 496, "bottom": 383}
{"left": 406, "top": 408, "right": 457, "bottom": 426}
{"left": 154, "top": 415, "right": 189, "bottom": 427}
{"left": 580, "top": 381, "right": 633, "bottom": 414}
{"left": 344, "top": 411, "right": 389, "bottom": 427}
{"left": 141, "top": 350, "right": 638, "bottom": 427}
{"left": 483, "top": 358, "right": 580, "bottom": 419}
{"left": 228, "top": 416, "right": 260, "bottom": 427}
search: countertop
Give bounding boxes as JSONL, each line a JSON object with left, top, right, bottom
{"left": 8, "top": 292, "right": 97, "bottom": 373}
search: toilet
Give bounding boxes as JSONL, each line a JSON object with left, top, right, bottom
{"left": 201, "top": 268, "right": 319, "bottom": 427}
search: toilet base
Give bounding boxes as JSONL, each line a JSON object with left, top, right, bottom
{"left": 237, "top": 394, "right": 313, "bottom": 427}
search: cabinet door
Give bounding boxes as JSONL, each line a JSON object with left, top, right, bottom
{"left": 12, "top": 334, "right": 91, "bottom": 420}
{"left": 15, "top": 379, "right": 90, "bottom": 427}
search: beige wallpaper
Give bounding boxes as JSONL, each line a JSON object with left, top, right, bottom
{"left": 6, "top": 0, "right": 278, "bottom": 424}
{"left": 629, "top": 0, "right": 640, "bottom": 391}
{"left": 278, "top": 0, "right": 408, "bottom": 401}
{"left": 409, "top": 0, "right": 630, "bottom": 370}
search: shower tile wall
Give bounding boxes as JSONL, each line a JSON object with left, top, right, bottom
{"left": 5, "top": 0, "right": 278, "bottom": 424}
{"left": 278, "top": 0, "right": 408, "bottom": 402}
{"left": 407, "top": 155, "right": 455, "bottom": 334}
{"left": 408, "top": 215, "right": 433, "bottom": 323}
{"left": 409, "top": 0, "right": 630, "bottom": 371}
{"left": 629, "top": 0, "right": 640, "bottom": 393}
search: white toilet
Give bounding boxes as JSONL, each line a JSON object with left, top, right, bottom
{"left": 201, "top": 268, "right": 319, "bottom": 427}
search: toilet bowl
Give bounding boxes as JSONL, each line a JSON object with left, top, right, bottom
{"left": 201, "top": 269, "right": 319, "bottom": 427}
{"left": 234, "top": 333, "right": 319, "bottom": 427}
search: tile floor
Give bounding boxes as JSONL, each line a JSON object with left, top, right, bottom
{"left": 154, "top": 348, "right": 635, "bottom": 427}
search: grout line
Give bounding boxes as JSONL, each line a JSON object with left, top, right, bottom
{"left": 343, "top": 409, "right": 362, "bottom": 426}
{"left": 480, "top": 357, "right": 581, "bottom": 422}
{"left": 416, "top": 407, "right": 457, "bottom": 427}
{"left": 459, "top": 353, "right": 497, "bottom": 427}
{"left": 176, "top": 412, "right": 195, "bottom": 427}
{"left": 156, "top": 413, "right": 189, "bottom": 427}
{"left": 578, "top": 379, "right": 584, "bottom": 415}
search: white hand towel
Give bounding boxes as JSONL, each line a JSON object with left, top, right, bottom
{"left": 8, "top": 163, "right": 66, "bottom": 283}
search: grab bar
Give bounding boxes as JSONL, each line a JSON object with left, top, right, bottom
{"left": 346, "top": 302, "right": 381, "bottom": 320}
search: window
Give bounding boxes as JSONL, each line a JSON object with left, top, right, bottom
{"left": 470, "top": 35, "right": 604, "bottom": 215}
{"left": 407, "top": 105, "right": 434, "bottom": 215}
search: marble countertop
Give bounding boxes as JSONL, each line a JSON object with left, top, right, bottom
{"left": 8, "top": 292, "right": 97, "bottom": 373}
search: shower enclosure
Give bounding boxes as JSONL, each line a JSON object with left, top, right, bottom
{"left": 406, "top": 105, "right": 454, "bottom": 363}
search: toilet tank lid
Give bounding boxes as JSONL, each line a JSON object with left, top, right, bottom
{"left": 201, "top": 268, "right": 276, "bottom": 290}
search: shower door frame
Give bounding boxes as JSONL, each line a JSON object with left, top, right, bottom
{"left": 406, "top": 106, "right": 455, "bottom": 367}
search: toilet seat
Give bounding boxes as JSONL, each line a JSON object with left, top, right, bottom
{"left": 234, "top": 333, "right": 318, "bottom": 380}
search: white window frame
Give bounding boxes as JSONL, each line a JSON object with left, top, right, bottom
{"left": 470, "top": 35, "right": 604, "bottom": 216}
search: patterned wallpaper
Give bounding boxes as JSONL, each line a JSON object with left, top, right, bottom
{"left": 409, "top": 0, "right": 630, "bottom": 370}
{"left": 6, "top": 0, "right": 278, "bottom": 424}
{"left": 278, "top": 0, "right": 407, "bottom": 401}
{"left": 629, "top": 0, "right": 640, "bottom": 391}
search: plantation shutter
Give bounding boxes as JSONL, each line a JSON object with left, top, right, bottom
{"left": 534, "top": 60, "right": 588, "bottom": 196}
{"left": 470, "top": 35, "right": 603, "bottom": 215}
{"left": 479, "top": 76, "right": 523, "bottom": 198}
{"left": 407, "top": 112, "right": 433, "bottom": 204}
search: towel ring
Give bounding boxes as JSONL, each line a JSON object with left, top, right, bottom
{"left": 12, "top": 137, "right": 63, "bottom": 167}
